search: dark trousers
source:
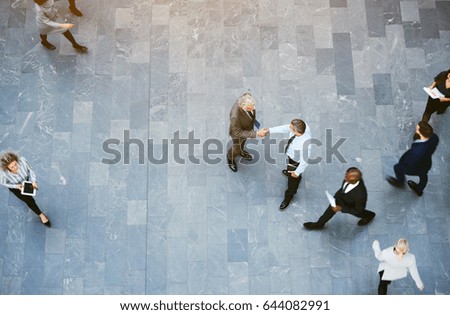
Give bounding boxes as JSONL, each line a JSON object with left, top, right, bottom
{"left": 227, "top": 138, "right": 247, "bottom": 162}
{"left": 394, "top": 163, "right": 428, "bottom": 192}
{"left": 316, "top": 205, "right": 375, "bottom": 227}
{"left": 9, "top": 188, "right": 42, "bottom": 216}
{"left": 378, "top": 270, "right": 391, "bottom": 295}
{"left": 284, "top": 174, "right": 302, "bottom": 201}
{"left": 284, "top": 158, "right": 302, "bottom": 201}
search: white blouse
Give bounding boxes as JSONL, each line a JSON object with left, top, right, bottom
{"left": 372, "top": 241, "right": 423, "bottom": 289}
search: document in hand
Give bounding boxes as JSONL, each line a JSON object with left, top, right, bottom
{"left": 325, "top": 190, "right": 336, "bottom": 207}
{"left": 423, "top": 87, "right": 444, "bottom": 99}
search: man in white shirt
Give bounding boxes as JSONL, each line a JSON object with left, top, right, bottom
{"left": 265, "top": 119, "right": 312, "bottom": 210}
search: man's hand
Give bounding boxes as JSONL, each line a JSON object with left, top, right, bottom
{"left": 331, "top": 205, "right": 342, "bottom": 212}
{"left": 257, "top": 128, "right": 269, "bottom": 138}
{"left": 288, "top": 171, "right": 299, "bottom": 178}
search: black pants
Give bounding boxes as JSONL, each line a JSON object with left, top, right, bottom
{"left": 316, "top": 205, "right": 375, "bottom": 227}
{"left": 378, "top": 270, "right": 391, "bottom": 295}
{"left": 284, "top": 158, "right": 302, "bottom": 201}
{"left": 9, "top": 188, "right": 42, "bottom": 216}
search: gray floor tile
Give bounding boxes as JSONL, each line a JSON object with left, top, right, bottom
{"left": 0, "top": 0, "right": 449, "bottom": 296}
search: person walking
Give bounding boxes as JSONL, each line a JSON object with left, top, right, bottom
{"left": 34, "top": 0, "right": 88, "bottom": 52}
{"left": 421, "top": 68, "right": 450, "bottom": 123}
{"left": 386, "top": 121, "right": 439, "bottom": 196}
{"left": 0, "top": 152, "right": 51, "bottom": 227}
{"left": 303, "top": 167, "right": 375, "bottom": 229}
{"left": 372, "top": 239, "right": 424, "bottom": 295}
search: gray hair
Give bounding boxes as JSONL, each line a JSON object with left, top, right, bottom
{"left": 238, "top": 92, "right": 255, "bottom": 108}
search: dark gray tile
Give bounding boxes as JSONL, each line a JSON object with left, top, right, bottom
{"left": 366, "top": 0, "right": 386, "bottom": 37}
{"left": 419, "top": 9, "right": 440, "bottom": 38}
{"left": 373, "top": 73, "right": 394, "bottom": 105}
{"left": 333, "top": 33, "right": 355, "bottom": 95}
{"left": 436, "top": 1, "right": 450, "bottom": 31}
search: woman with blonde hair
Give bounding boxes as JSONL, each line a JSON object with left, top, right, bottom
{"left": 372, "top": 238, "right": 424, "bottom": 294}
{"left": 0, "top": 152, "right": 51, "bottom": 227}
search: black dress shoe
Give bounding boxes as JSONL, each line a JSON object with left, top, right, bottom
{"left": 40, "top": 214, "right": 51, "bottom": 227}
{"left": 386, "top": 176, "right": 403, "bottom": 188}
{"left": 357, "top": 215, "right": 375, "bottom": 226}
{"left": 70, "top": 6, "right": 83, "bottom": 17}
{"left": 407, "top": 180, "right": 423, "bottom": 196}
{"left": 279, "top": 199, "right": 291, "bottom": 211}
{"left": 240, "top": 151, "right": 253, "bottom": 161}
{"left": 227, "top": 158, "right": 237, "bottom": 172}
{"left": 303, "top": 222, "right": 323, "bottom": 230}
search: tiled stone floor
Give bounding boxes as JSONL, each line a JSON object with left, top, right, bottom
{"left": 0, "top": 0, "right": 449, "bottom": 294}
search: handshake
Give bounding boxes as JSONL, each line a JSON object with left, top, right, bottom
{"left": 257, "top": 128, "right": 270, "bottom": 138}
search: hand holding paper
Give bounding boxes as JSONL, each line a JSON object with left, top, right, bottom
{"left": 325, "top": 190, "right": 336, "bottom": 207}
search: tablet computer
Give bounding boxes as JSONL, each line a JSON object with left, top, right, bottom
{"left": 21, "top": 181, "right": 36, "bottom": 196}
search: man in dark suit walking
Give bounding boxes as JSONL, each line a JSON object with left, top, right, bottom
{"left": 386, "top": 121, "right": 439, "bottom": 196}
{"left": 227, "top": 92, "right": 264, "bottom": 172}
{"left": 303, "top": 167, "right": 375, "bottom": 230}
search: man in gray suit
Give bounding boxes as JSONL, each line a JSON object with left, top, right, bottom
{"left": 227, "top": 92, "right": 264, "bottom": 172}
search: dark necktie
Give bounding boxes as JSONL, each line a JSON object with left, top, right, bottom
{"left": 342, "top": 182, "right": 349, "bottom": 193}
{"left": 285, "top": 135, "right": 296, "bottom": 153}
{"left": 248, "top": 111, "right": 255, "bottom": 120}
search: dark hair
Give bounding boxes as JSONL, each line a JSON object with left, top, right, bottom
{"left": 34, "top": 0, "right": 47, "bottom": 5}
{"left": 346, "top": 167, "right": 362, "bottom": 180}
{"left": 0, "top": 152, "right": 19, "bottom": 171}
{"left": 418, "top": 121, "right": 433, "bottom": 138}
{"left": 290, "top": 119, "right": 306, "bottom": 134}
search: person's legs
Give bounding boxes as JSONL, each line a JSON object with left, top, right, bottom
{"left": 393, "top": 163, "right": 406, "bottom": 184}
{"left": 9, "top": 188, "right": 42, "bottom": 216}
{"left": 352, "top": 209, "right": 376, "bottom": 226}
{"left": 421, "top": 110, "right": 432, "bottom": 123}
{"left": 68, "top": 0, "right": 83, "bottom": 16}
{"left": 378, "top": 271, "right": 391, "bottom": 295}
{"left": 284, "top": 174, "right": 302, "bottom": 201}
{"left": 39, "top": 34, "right": 56, "bottom": 50}
{"left": 316, "top": 206, "right": 336, "bottom": 227}
{"left": 62, "top": 30, "right": 88, "bottom": 52}
{"left": 415, "top": 172, "right": 428, "bottom": 193}
{"left": 228, "top": 139, "right": 243, "bottom": 162}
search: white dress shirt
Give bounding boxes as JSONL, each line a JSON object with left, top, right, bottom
{"left": 372, "top": 241, "right": 424, "bottom": 289}
{"left": 269, "top": 123, "right": 312, "bottom": 176}
{"left": 342, "top": 181, "right": 359, "bottom": 193}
